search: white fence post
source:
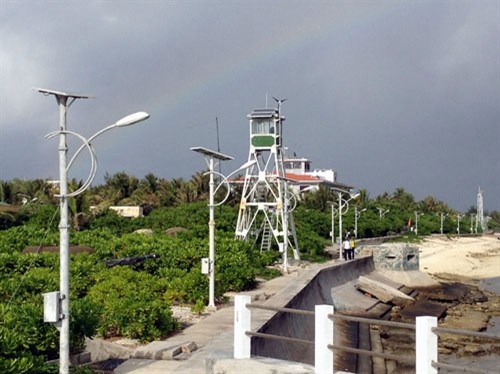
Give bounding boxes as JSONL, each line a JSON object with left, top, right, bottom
{"left": 416, "top": 316, "right": 438, "bottom": 374}
{"left": 315, "top": 304, "right": 334, "bottom": 374}
{"left": 234, "top": 294, "right": 252, "bottom": 359}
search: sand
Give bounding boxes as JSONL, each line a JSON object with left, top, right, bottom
{"left": 418, "top": 235, "right": 500, "bottom": 280}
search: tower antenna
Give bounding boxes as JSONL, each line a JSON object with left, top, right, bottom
{"left": 216, "top": 117, "right": 221, "bottom": 174}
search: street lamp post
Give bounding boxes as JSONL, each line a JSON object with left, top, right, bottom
{"left": 377, "top": 207, "right": 390, "bottom": 220}
{"left": 329, "top": 203, "right": 337, "bottom": 246}
{"left": 414, "top": 211, "right": 423, "bottom": 236}
{"left": 457, "top": 214, "right": 463, "bottom": 235}
{"left": 191, "top": 146, "right": 256, "bottom": 310}
{"left": 439, "top": 213, "right": 447, "bottom": 235}
{"left": 337, "top": 193, "right": 344, "bottom": 256}
{"left": 354, "top": 206, "right": 366, "bottom": 238}
{"left": 37, "top": 88, "right": 149, "bottom": 374}
{"left": 336, "top": 191, "right": 359, "bottom": 257}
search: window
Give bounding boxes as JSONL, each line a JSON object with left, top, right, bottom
{"left": 251, "top": 120, "right": 273, "bottom": 135}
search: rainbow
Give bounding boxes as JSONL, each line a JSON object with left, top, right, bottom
{"left": 148, "top": 2, "right": 404, "bottom": 118}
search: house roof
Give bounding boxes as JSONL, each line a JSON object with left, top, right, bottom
{"left": 285, "top": 172, "right": 321, "bottom": 183}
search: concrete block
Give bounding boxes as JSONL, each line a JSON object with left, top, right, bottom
{"left": 373, "top": 244, "right": 419, "bottom": 270}
{"left": 355, "top": 276, "right": 414, "bottom": 306}
{"left": 182, "top": 341, "right": 198, "bottom": 354}
{"left": 69, "top": 352, "right": 91, "bottom": 365}
{"left": 158, "top": 345, "right": 182, "bottom": 360}
{"left": 133, "top": 342, "right": 184, "bottom": 360}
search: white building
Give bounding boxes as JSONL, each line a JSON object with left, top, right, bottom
{"left": 283, "top": 154, "right": 351, "bottom": 194}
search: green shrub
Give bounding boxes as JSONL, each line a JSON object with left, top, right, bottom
{"left": 88, "top": 267, "right": 177, "bottom": 341}
{"left": 161, "top": 267, "right": 207, "bottom": 304}
{"left": 297, "top": 231, "right": 329, "bottom": 261}
{"left": 70, "top": 254, "right": 105, "bottom": 298}
{"left": 88, "top": 210, "right": 142, "bottom": 235}
{"left": 0, "top": 226, "right": 58, "bottom": 254}
{"left": 216, "top": 238, "right": 256, "bottom": 293}
{"left": 70, "top": 297, "right": 102, "bottom": 353}
{"left": 0, "top": 302, "right": 59, "bottom": 373}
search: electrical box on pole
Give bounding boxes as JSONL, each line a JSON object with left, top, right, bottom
{"left": 43, "top": 291, "right": 61, "bottom": 323}
{"left": 201, "top": 258, "right": 210, "bottom": 274}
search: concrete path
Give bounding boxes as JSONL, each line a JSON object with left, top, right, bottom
{"left": 114, "top": 261, "right": 321, "bottom": 373}
{"left": 108, "top": 252, "right": 426, "bottom": 373}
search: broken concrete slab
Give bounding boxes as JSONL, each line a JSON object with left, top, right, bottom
{"left": 400, "top": 299, "right": 448, "bottom": 321}
{"left": 132, "top": 340, "right": 198, "bottom": 361}
{"left": 355, "top": 276, "right": 414, "bottom": 306}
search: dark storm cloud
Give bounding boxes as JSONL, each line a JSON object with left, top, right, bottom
{"left": 0, "top": 1, "right": 498, "bottom": 211}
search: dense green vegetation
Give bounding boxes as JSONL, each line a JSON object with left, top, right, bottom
{"left": 0, "top": 204, "right": 281, "bottom": 372}
{"left": 1, "top": 173, "right": 499, "bottom": 372}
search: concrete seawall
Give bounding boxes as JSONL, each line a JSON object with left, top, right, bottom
{"left": 251, "top": 256, "right": 380, "bottom": 368}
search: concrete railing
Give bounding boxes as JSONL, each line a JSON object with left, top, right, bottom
{"left": 234, "top": 295, "right": 499, "bottom": 374}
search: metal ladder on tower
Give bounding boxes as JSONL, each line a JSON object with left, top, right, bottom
{"left": 260, "top": 217, "right": 273, "bottom": 252}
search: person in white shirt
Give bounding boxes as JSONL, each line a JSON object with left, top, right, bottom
{"left": 342, "top": 238, "right": 351, "bottom": 260}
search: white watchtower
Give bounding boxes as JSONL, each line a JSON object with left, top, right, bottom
{"left": 235, "top": 101, "right": 300, "bottom": 261}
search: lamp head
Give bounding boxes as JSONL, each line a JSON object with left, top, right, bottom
{"left": 115, "top": 112, "right": 150, "bottom": 127}
{"left": 238, "top": 159, "right": 257, "bottom": 171}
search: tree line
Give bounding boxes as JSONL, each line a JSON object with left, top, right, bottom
{"left": 1, "top": 172, "right": 499, "bottom": 234}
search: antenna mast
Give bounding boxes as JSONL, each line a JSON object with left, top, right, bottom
{"left": 476, "top": 187, "right": 485, "bottom": 232}
{"left": 216, "top": 117, "right": 222, "bottom": 174}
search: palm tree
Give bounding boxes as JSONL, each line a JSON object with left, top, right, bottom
{"left": 300, "top": 185, "right": 334, "bottom": 212}
{"left": 103, "top": 172, "right": 139, "bottom": 204}
{"left": 392, "top": 187, "right": 415, "bottom": 210}
{"left": 357, "top": 188, "right": 370, "bottom": 206}
{"left": 140, "top": 173, "right": 159, "bottom": 194}
{"left": 191, "top": 171, "right": 209, "bottom": 201}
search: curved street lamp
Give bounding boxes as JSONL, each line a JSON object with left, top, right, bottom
{"left": 377, "top": 207, "right": 390, "bottom": 220}
{"left": 332, "top": 190, "right": 359, "bottom": 258}
{"left": 327, "top": 201, "right": 338, "bottom": 247}
{"left": 37, "top": 88, "right": 149, "bottom": 374}
{"left": 354, "top": 206, "right": 367, "bottom": 238}
{"left": 191, "top": 146, "right": 256, "bottom": 310}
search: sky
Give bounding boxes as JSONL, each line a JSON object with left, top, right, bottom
{"left": 0, "top": 1, "right": 498, "bottom": 212}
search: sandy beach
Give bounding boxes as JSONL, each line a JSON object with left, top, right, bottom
{"left": 418, "top": 235, "right": 500, "bottom": 280}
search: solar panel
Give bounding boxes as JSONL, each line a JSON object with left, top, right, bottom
{"left": 249, "top": 108, "right": 278, "bottom": 119}
{"left": 34, "top": 87, "right": 93, "bottom": 99}
{"left": 190, "top": 146, "right": 233, "bottom": 161}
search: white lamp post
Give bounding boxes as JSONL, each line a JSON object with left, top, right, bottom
{"left": 191, "top": 146, "right": 256, "bottom": 310}
{"left": 354, "top": 206, "right": 366, "bottom": 238}
{"left": 439, "top": 213, "right": 447, "bottom": 235}
{"left": 336, "top": 191, "right": 359, "bottom": 257}
{"left": 37, "top": 88, "right": 149, "bottom": 374}
{"left": 327, "top": 202, "right": 337, "bottom": 247}
{"left": 457, "top": 213, "right": 463, "bottom": 235}
{"left": 377, "top": 207, "right": 390, "bottom": 220}
{"left": 414, "top": 211, "right": 424, "bottom": 236}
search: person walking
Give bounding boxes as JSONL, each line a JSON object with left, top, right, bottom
{"left": 349, "top": 237, "right": 356, "bottom": 259}
{"left": 342, "top": 237, "right": 351, "bottom": 260}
